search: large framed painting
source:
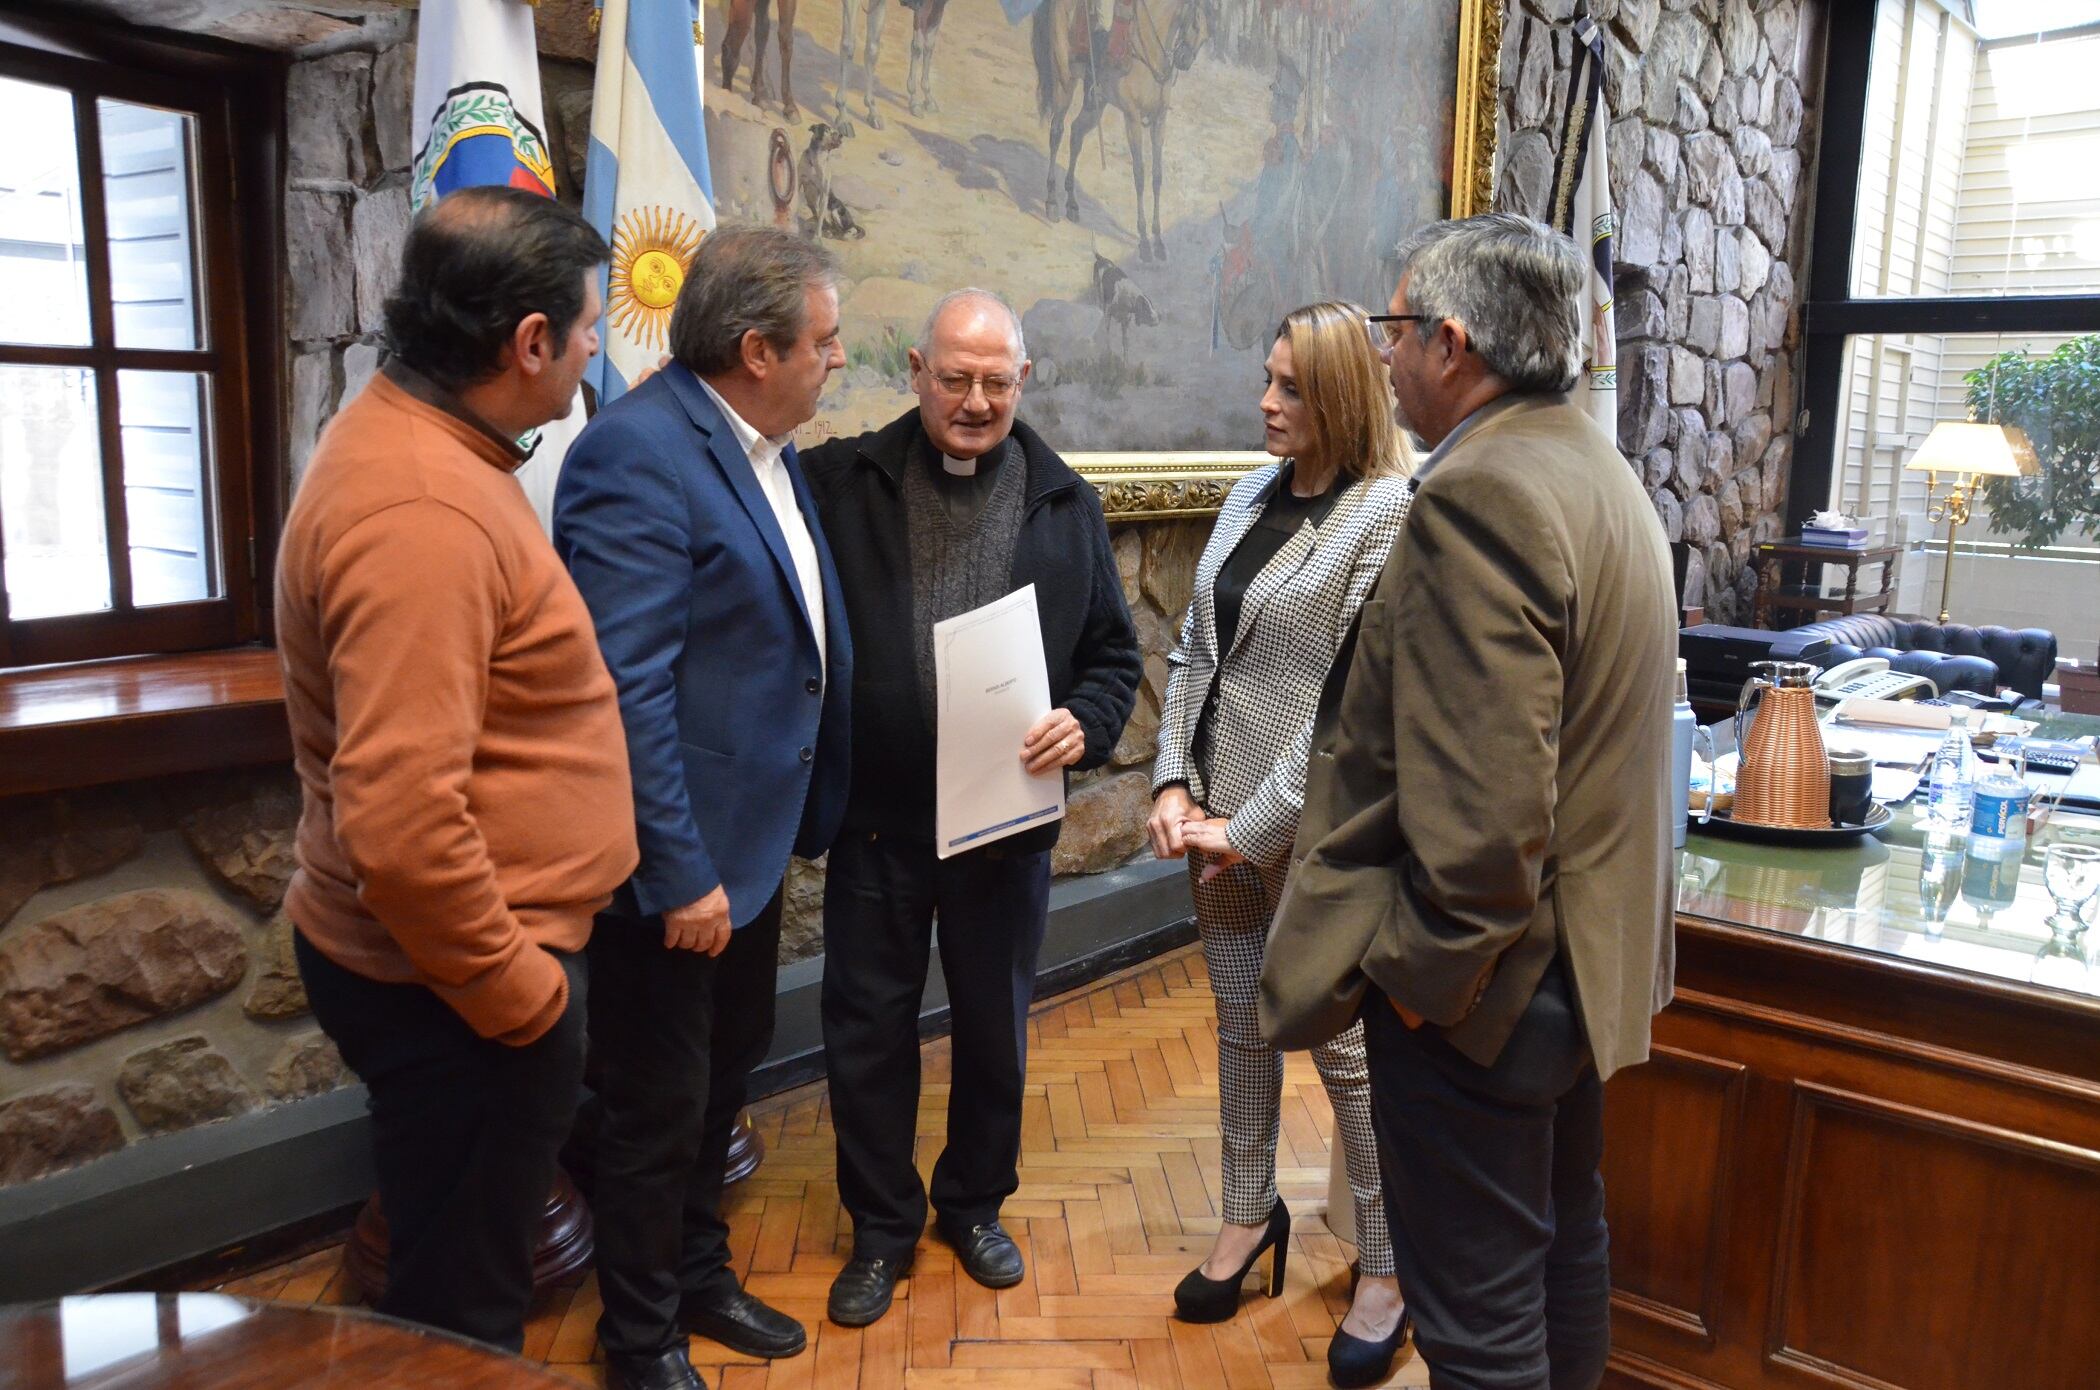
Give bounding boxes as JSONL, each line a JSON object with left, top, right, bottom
{"left": 698, "top": 0, "right": 1502, "bottom": 517}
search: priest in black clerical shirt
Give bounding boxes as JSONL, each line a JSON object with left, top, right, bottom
{"left": 798, "top": 289, "right": 1140, "bottom": 1329}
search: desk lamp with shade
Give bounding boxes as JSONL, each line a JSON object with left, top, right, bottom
{"left": 1902, "top": 421, "right": 2040, "bottom": 624}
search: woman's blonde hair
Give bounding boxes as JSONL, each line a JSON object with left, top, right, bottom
{"left": 1275, "top": 300, "right": 1409, "bottom": 481}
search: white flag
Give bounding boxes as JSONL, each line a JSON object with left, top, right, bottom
{"left": 583, "top": 0, "right": 718, "bottom": 405}
{"left": 1551, "top": 15, "right": 1619, "bottom": 441}
{"left": 408, "top": 0, "right": 584, "bottom": 530}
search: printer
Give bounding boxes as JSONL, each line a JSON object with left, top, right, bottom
{"left": 1679, "top": 624, "right": 1833, "bottom": 712}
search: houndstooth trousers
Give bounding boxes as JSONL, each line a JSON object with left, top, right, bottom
{"left": 1189, "top": 849, "right": 1393, "bottom": 1277}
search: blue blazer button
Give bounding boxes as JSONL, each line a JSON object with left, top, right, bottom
{"left": 799, "top": 746, "right": 814, "bottom": 763}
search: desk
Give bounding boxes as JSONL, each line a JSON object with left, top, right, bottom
{"left": 1752, "top": 537, "right": 1901, "bottom": 628}
{"left": 1605, "top": 793, "right": 2100, "bottom": 1390}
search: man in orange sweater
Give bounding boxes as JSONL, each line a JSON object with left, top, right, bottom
{"left": 276, "top": 186, "right": 638, "bottom": 1351}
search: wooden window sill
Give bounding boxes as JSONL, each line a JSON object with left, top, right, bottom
{"left": 0, "top": 647, "right": 290, "bottom": 799}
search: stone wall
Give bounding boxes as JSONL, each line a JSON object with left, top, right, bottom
{"left": 283, "top": 15, "right": 414, "bottom": 485}
{"left": 1495, "top": 0, "right": 1822, "bottom": 625}
{"left": 0, "top": 772, "right": 345, "bottom": 1188}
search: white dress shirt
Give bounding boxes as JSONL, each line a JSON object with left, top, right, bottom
{"left": 699, "top": 379, "right": 828, "bottom": 680}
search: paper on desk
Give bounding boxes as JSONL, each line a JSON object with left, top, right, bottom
{"left": 1822, "top": 721, "right": 1941, "bottom": 768}
{"left": 934, "top": 584, "right": 1065, "bottom": 859}
{"left": 1834, "top": 696, "right": 1949, "bottom": 730}
{"left": 2025, "top": 760, "right": 2100, "bottom": 812}
{"left": 1872, "top": 765, "right": 1923, "bottom": 803}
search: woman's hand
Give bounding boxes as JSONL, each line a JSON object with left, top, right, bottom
{"left": 1148, "top": 785, "right": 1198, "bottom": 859}
{"left": 1180, "top": 816, "right": 1245, "bottom": 883}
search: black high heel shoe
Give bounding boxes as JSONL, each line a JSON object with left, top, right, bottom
{"left": 1172, "top": 1198, "right": 1290, "bottom": 1323}
{"left": 1327, "top": 1302, "right": 1411, "bottom": 1388}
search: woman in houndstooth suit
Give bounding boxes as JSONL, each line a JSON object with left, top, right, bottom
{"left": 1147, "top": 301, "right": 1413, "bottom": 1381}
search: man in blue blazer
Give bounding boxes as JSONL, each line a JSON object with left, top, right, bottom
{"left": 554, "top": 226, "right": 851, "bottom": 1390}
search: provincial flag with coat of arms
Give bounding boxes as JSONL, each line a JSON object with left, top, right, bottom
{"left": 409, "top": 0, "right": 579, "bottom": 529}
{"left": 583, "top": 0, "right": 718, "bottom": 405}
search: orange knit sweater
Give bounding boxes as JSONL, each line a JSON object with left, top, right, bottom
{"left": 276, "top": 370, "right": 637, "bottom": 1044}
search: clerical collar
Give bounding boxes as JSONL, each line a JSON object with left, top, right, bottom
{"left": 942, "top": 452, "right": 979, "bottom": 476}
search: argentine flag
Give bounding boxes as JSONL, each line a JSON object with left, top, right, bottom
{"left": 584, "top": 0, "right": 718, "bottom": 404}
{"left": 409, "top": 0, "right": 581, "bottom": 530}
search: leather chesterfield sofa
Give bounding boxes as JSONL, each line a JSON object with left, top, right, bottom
{"left": 1793, "top": 615, "right": 2058, "bottom": 701}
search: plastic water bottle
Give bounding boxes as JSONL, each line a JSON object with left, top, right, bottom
{"left": 1918, "top": 842, "right": 1962, "bottom": 931}
{"left": 1672, "top": 660, "right": 1697, "bottom": 849}
{"left": 1922, "top": 707, "right": 1979, "bottom": 847}
{"left": 1962, "top": 847, "right": 2022, "bottom": 925}
{"left": 1970, "top": 739, "right": 2031, "bottom": 863}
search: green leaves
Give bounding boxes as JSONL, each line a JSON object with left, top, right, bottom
{"left": 445, "top": 92, "right": 548, "bottom": 163}
{"left": 1965, "top": 335, "right": 2100, "bottom": 548}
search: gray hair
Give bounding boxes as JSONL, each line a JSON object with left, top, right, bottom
{"left": 669, "top": 224, "right": 839, "bottom": 375}
{"left": 917, "top": 287, "right": 1027, "bottom": 364}
{"left": 1391, "top": 213, "right": 1585, "bottom": 393}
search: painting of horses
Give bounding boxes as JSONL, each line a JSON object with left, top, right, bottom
{"left": 700, "top": 0, "right": 1488, "bottom": 455}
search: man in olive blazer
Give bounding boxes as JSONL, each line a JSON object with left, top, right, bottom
{"left": 1261, "top": 214, "right": 1676, "bottom": 1390}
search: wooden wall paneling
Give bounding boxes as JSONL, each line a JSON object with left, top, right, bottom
{"left": 1605, "top": 934, "right": 2100, "bottom": 1390}
{"left": 1767, "top": 1085, "right": 2100, "bottom": 1390}
{"left": 1603, "top": 1048, "right": 1751, "bottom": 1345}
{"left": 1607, "top": 1003, "right": 1814, "bottom": 1390}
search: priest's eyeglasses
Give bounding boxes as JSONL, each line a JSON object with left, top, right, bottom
{"left": 927, "top": 371, "right": 1021, "bottom": 401}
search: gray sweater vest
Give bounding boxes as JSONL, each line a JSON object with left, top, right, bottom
{"left": 905, "top": 436, "right": 1027, "bottom": 728}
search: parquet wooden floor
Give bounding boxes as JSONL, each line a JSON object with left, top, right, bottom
{"left": 204, "top": 943, "right": 1426, "bottom": 1388}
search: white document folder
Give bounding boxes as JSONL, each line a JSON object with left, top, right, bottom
{"left": 934, "top": 584, "right": 1066, "bottom": 858}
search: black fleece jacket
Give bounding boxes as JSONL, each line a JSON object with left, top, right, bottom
{"left": 800, "top": 409, "right": 1142, "bottom": 853}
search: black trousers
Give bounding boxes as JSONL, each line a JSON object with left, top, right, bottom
{"left": 1363, "top": 960, "right": 1611, "bottom": 1390}
{"left": 585, "top": 888, "right": 782, "bottom": 1359}
{"left": 293, "top": 930, "right": 586, "bottom": 1353}
{"left": 820, "top": 831, "right": 1052, "bottom": 1260}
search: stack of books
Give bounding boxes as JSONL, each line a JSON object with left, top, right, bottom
{"left": 1799, "top": 522, "right": 1869, "bottom": 548}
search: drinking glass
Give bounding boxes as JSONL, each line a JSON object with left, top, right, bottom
{"left": 2033, "top": 843, "right": 2100, "bottom": 987}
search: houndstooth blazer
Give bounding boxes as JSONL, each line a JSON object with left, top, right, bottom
{"left": 1151, "top": 464, "right": 1413, "bottom": 869}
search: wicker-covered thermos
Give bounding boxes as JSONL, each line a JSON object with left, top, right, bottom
{"left": 1733, "top": 661, "right": 1831, "bottom": 829}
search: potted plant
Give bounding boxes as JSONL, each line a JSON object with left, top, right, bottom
{"left": 1964, "top": 334, "right": 2100, "bottom": 704}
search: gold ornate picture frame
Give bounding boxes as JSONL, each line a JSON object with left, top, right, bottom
{"left": 1071, "top": 0, "right": 1503, "bottom": 521}
{"left": 711, "top": 0, "right": 1502, "bottom": 517}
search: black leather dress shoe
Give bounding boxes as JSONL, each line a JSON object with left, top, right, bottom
{"left": 827, "top": 1252, "right": 913, "bottom": 1327}
{"left": 938, "top": 1220, "right": 1025, "bottom": 1289}
{"left": 604, "top": 1347, "right": 706, "bottom": 1390}
{"left": 679, "top": 1288, "right": 807, "bottom": 1358}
